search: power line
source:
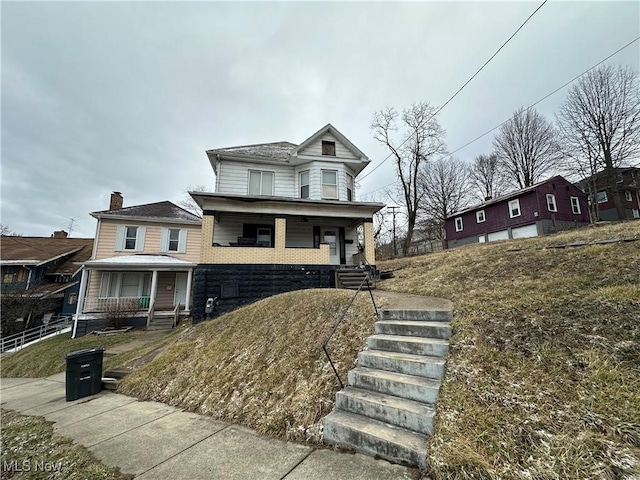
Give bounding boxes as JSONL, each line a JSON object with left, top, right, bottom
{"left": 360, "top": 36, "right": 640, "bottom": 197}
{"left": 359, "top": 0, "right": 548, "bottom": 181}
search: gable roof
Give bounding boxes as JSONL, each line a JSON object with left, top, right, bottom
{"left": 0, "top": 236, "right": 94, "bottom": 267}
{"left": 291, "top": 123, "right": 369, "bottom": 161}
{"left": 448, "top": 175, "right": 576, "bottom": 218}
{"left": 91, "top": 201, "right": 201, "bottom": 223}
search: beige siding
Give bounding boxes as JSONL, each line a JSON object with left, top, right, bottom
{"left": 95, "top": 220, "right": 201, "bottom": 262}
{"left": 298, "top": 133, "right": 358, "bottom": 160}
{"left": 155, "top": 272, "right": 177, "bottom": 309}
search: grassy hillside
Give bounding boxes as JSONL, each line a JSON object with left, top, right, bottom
{"left": 119, "top": 289, "right": 382, "bottom": 442}
{"left": 378, "top": 222, "right": 640, "bottom": 479}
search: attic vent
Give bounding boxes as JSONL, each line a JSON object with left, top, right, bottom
{"left": 322, "top": 141, "right": 336, "bottom": 156}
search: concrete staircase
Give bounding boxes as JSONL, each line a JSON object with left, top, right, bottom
{"left": 322, "top": 307, "right": 452, "bottom": 468}
{"left": 336, "top": 269, "right": 376, "bottom": 290}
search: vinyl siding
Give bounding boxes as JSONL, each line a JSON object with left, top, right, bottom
{"left": 95, "top": 220, "right": 201, "bottom": 262}
{"left": 216, "top": 161, "right": 295, "bottom": 197}
{"left": 298, "top": 133, "right": 358, "bottom": 160}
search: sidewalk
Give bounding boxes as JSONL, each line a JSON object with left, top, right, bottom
{"left": 1, "top": 375, "right": 418, "bottom": 479}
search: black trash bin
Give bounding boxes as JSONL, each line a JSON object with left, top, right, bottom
{"left": 65, "top": 347, "right": 105, "bottom": 401}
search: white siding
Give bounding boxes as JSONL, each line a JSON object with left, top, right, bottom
{"left": 217, "top": 161, "right": 295, "bottom": 197}
{"left": 298, "top": 133, "right": 358, "bottom": 160}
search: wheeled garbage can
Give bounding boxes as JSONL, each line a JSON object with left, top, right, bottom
{"left": 65, "top": 347, "right": 105, "bottom": 401}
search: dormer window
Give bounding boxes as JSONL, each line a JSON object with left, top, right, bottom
{"left": 322, "top": 141, "right": 336, "bottom": 156}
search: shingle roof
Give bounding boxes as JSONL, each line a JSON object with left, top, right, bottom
{"left": 0, "top": 237, "right": 94, "bottom": 265}
{"left": 91, "top": 201, "right": 201, "bottom": 222}
{"left": 208, "top": 142, "right": 297, "bottom": 161}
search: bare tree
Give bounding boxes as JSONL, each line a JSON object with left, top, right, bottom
{"left": 371, "top": 102, "right": 447, "bottom": 255}
{"left": 419, "top": 157, "right": 471, "bottom": 247}
{"left": 469, "top": 153, "right": 508, "bottom": 201}
{"left": 0, "top": 224, "right": 20, "bottom": 236}
{"left": 557, "top": 64, "right": 640, "bottom": 220}
{"left": 180, "top": 185, "right": 208, "bottom": 217}
{"left": 493, "top": 107, "right": 560, "bottom": 189}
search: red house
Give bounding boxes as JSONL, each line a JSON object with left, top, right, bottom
{"left": 577, "top": 167, "right": 640, "bottom": 221}
{"left": 446, "top": 176, "right": 590, "bottom": 248}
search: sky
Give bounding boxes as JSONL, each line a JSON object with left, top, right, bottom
{"left": 2, "top": 1, "right": 639, "bottom": 238}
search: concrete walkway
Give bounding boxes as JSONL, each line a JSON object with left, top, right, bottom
{"left": 1, "top": 375, "right": 418, "bottom": 479}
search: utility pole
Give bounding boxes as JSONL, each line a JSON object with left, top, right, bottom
{"left": 388, "top": 206, "right": 399, "bottom": 257}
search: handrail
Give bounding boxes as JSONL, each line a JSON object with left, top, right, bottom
{"left": 1, "top": 315, "right": 73, "bottom": 353}
{"left": 173, "top": 304, "right": 180, "bottom": 328}
{"left": 322, "top": 272, "right": 378, "bottom": 389}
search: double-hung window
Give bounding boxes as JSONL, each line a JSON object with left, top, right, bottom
{"left": 346, "top": 174, "right": 354, "bottom": 201}
{"left": 476, "top": 210, "right": 485, "bottom": 223}
{"left": 300, "top": 171, "right": 310, "bottom": 199}
{"left": 455, "top": 217, "right": 463, "bottom": 232}
{"left": 570, "top": 196, "right": 581, "bottom": 214}
{"left": 116, "top": 225, "right": 145, "bottom": 252}
{"left": 322, "top": 170, "right": 338, "bottom": 199}
{"left": 546, "top": 194, "right": 557, "bottom": 212}
{"left": 161, "top": 228, "right": 187, "bottom": 253}
{"left": 596, "top": 191, "right": 608, "bottom": 204}
{"left": 249, "top": 170, "right": 274, "bottom": 196}
{"left": 508, "top": 199, "right": 521, "bottom": 218}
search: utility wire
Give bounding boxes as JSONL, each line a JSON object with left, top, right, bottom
{"left": 359, "top": 0, "right": 548, "bottom": 181}
{"left": 360, "top": 36, "right": 640, "bottom": 198}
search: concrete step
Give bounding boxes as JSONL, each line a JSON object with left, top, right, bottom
{"left": 357, "top": 350, "right": 445, "bottom": 380}
{"left": 380, "top": 309, "right": 452, "bottom": 322}
{"left": 375, "top": 320, "right": 452, "bottom": 339}
{"left": 367, "top": 334, "right": 449, "bottom": 357}
{"left": 336, "top": 387, "right": 435, "bottom": 435}
{"left": 323, "top": 410, "right": 427, "bottom": 468}
{"left": 348, "top": 367, "right": 440, "bottom": 404}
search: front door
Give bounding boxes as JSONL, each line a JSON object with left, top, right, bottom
{"left": 174, "top": 272, "right": 188, "bottom": 308}
{"left": 322, "top": 229, "right": 340, "bottom": 265}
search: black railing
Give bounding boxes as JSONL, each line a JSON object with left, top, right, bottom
{"left": 322, "top": 272, "right": 378, "bottom": 388}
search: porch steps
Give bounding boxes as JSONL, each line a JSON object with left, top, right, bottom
{"left": 323, "top": 306, "right": 452, "bottom": 468}
{"left": 336, "top": 269, "right": 376, "bottom": 290}
{"left": 147, "top": 317, "right": 175, "bottom": 331}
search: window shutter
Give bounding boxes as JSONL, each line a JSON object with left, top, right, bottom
{"left": 160, "top": 228, "right": 169, "bottom": 253}
{"left": 135, "top": 227, "right": 146, "bottom": 252}
{"left": 115, "top": 226, "right": 125, "bottom": 251}
{"left": 178, "top": 230, "right": 188, "bottom": 253}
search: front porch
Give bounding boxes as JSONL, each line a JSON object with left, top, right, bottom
{"left": 73, "top": 255, "right": 196, "bottom": 337}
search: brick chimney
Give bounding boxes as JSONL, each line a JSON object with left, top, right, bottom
{"left": 110, "top": 191, "right": 123, "bottom": 210}
{"left": 52, "top": 230, "right": 68, "bottom": 238}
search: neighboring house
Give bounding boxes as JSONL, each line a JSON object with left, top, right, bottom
{"left": 72, "top": 193, "right": 202, "bottom": 336}
{"left": 189, "top": 124, "right": 385, "bottom": 322}
{"left": 446, "top": 176, "right": 590, "bottom": 248}
{"left": 577, "top": 167, "right": 640, "bottom": 221}
{"left": 1, "top": 232, "right": 93, "bottom": 335}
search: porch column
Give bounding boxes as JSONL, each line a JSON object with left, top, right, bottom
{"left": 275, "top": 217, "right": 286, "bottom": 252}
{"left": 184, "top": 268, "right": 193, "bottom": 312}
{"left": 72, "top": 267, "right": 89, "bottom": 338}
{"left": 363, "top": 220, "right": 376, "bottom": 265}
{"left": 146, "top": 270, "right": 159, "bottom": 329}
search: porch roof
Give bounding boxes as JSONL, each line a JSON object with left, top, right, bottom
{"left": 191, "top": 192, "right": 384, "bottom": 219}
{"left": 83, "top": 255, "right": 196, "bottom": 270}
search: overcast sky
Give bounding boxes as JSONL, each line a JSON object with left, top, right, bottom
{"left": 2, "top": 1, "right": 638, "bottom": 238}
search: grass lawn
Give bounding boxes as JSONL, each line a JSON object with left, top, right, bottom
{"left": 378, "top": 221, "right": 640, "bottom": 479}
{"left": 0, "top": 409, "right": 130, "bottom": 479}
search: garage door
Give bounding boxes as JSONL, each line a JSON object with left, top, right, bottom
{"left": 488, "top": 230, "right": 509, "bottom": 242}
{"left": 512, "top": 224, "right": 538, "bottom": 239}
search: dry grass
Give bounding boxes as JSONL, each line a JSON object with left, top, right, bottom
{"left": 0, "top": 408, "right": 131, "bottom": 479}
{"left": 378, "top": 221, "right": 640, "bottom": 480}
{"left": 119, "top": 289, "right": 383, "bottom": 442}
{"left": 0, "top": 332, "right": 140, "bottom": 378}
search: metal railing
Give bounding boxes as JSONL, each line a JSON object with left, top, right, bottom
{"left": 321, "top": 272, "right": 378, "bottom": 388}
{"left": 1, "top": 315, "right": 73, "bottom": 353}
{"left": 84, "top": 296, "right": 150, "bottom": 312}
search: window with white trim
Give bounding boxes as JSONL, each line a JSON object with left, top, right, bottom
{"left": 570, "top": 196, "right": 581, "bottom": 214}
{"left": 322, "top": 170, "right": 338, "bottom": 199}
{"left": 322, "top": 141, "right": 336, "bottom": 156}
{"left": 455, "top": 217, "right": 463, "bottom": 232}
{"left": 508, "top": 199, "right": 521, "bottom": 218}
{"left": 100, "top": 272, "right": 151, "bottom": 298}
{"left": 625, "top": 190, "right": 633, "bottom": 202}
{"left": 596, "top": 191, "right": 608, "bottom": 204}
{"left": 116, "top": 225, "right": 145, "bottom": 252}
{"left": 300, "top": 171, "right": 309, "bottom": 199}
{"left": 546, "top": 194, "right": 557, "bottom": 212}
{"left": 248, "top": 170, "right": 274, "bottom": 196}
{"left": 476, "top": 210, "right": 485, "bottom": 223}
{"left": 168, "top": 229, "right": 180, "bottom": 251}
{"left": 124, "top": 226, "right": 138, "bottom": 250}
{"left": 160, "top": 228, "right": 187, "bottom": 253}
{"left": 346, "top": 174, "right": 354, "bottom": 201}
